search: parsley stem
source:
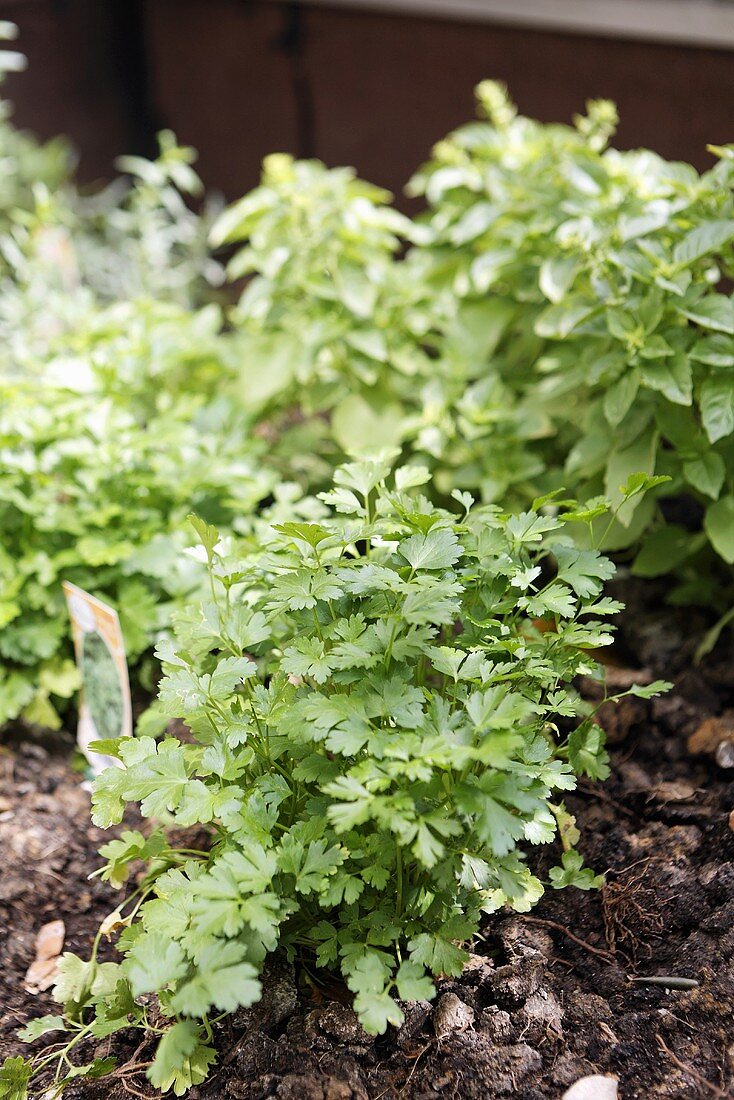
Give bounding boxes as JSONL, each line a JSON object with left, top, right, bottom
{"left": 395, "top": 843, "right": 404, "bottom": 918}
{"left": 30, "top": 1025, "right": 95, "bottom": 1078}
{"left": 383, "top": 617, "right": 399, "bottom": 670}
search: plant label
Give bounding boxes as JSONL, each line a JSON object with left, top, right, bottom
{"left": 62, "top": 582, "right": 132, "bottom": 774}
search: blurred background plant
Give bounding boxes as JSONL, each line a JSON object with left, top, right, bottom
{"left": 0, "top": 25, "right": 270, "bottom": 729}
{"left": 410, "top": 82, "right": 734, "bottom": 609}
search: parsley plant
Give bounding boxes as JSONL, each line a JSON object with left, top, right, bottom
{"left": 28, "top": 460, "right": 667, "bottom": 1094}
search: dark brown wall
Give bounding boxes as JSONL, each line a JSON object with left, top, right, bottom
{"left": 300, "top": 4, "right": 734, "bottom": 190}
{"left": 0, "top": 0, "right": 145, "bottom": 181}
{"left": 144, "top": 1, "right": 300, "bottom": 195}
{"left": 1, "top": 0, "right": 733, "bottom": 203}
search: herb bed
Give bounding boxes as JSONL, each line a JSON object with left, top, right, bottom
{"left": 0, "top": 22, "right": 733, "bottom": 1093}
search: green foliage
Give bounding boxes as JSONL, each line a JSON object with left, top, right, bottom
{"left": 37, "top": 458, "right": 669, "bottom": 1091}
{"left": 410, "top": 81, "right": 734, "bottom": 595}
{"left": 210, "top": 97, "right": 734, "bottom": 606}
{"left": 0, "top": 322, "right": 273, "bottom": 727}
{"left": 0, "top": 131, "right": 216, "bottom": 356}
{"left": 148, "top": 1020, "right": 216, "bottom": 1096}
{"left": 86, "top": 129, "right": 217, "bottom": 307}
{"left": 548, "top": 849, "right": 604, "bottom": 891}
{"left": 0, "top": 30, "right": 280, "bottom": 730}
{"left": 0, "top": 1057, "right": 31, "bottom": 1100}
{"left": 211, "top": 154, "right": 439, "bottom": 484}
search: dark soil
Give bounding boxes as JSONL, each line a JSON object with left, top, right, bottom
{"left": 2, "top": 580, "right": 734, "bottom": 1099}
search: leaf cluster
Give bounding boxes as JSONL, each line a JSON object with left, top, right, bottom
{"left": 0, "top": 312, "right": 273, "bottom": 727}
{"left": 209, "top": 154, "right": 442, "bottom": 484}
{"left": 410, "top": 82, "right": 734, "bottom": 594}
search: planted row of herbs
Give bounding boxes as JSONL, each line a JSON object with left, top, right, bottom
{"left": 1, "top": 37, "right": 731, "bottom": 1096}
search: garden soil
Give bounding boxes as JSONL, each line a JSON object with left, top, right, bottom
{"left": 2, "top": 579, "right": 733, "bottom": 1099}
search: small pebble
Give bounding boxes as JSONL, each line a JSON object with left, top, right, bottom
{"left": 563, "top": 1075, "right": 619, "bottom": 1100}
{"left": 432, "top": 992, "right": 474, "bottom": 1038}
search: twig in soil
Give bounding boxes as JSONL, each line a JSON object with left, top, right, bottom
{"left": 119, "top": 1037, "right": 154, "bottom": 1073}
{"left": 31, "top": 866, "right": 66, "bottom": 884}
{"left": 26, "top": 843, "right": 66, "bottom": 862}
{"left": 116, "top": 1061, "right": 154, "bottom": 1078}
{"left": 371, "top": 1073, "right": 396, "bottom": 1099}
{"left": 521, "top": 916, "right": 617, "bottom": 963}
{"left": 629, "top": 975, "right": 699, "bottom": 991}
{"left": 371, "top": 1042, "right": 434, "bottom": 1100}
{"left": 120, "top": 1079, "right": 152, "bottom": 1099}
{"left": 548, "top": 954, "right": 576, "bottom": 971}
{"left": 656, "top": 1034, "right": 728, "bottom": 1098}
{"left": 399, "top": 1043, "right": 433, "bottom": 1096}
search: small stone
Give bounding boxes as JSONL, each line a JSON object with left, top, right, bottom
{"left": 432, "top": 992, "right": 475, "bottom": 1038}
{"left": 715, "top": 740, "right": 734, "bottom": 769}
{"left": 563, "top": 1075, "right": 619, "bottom": 1100}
